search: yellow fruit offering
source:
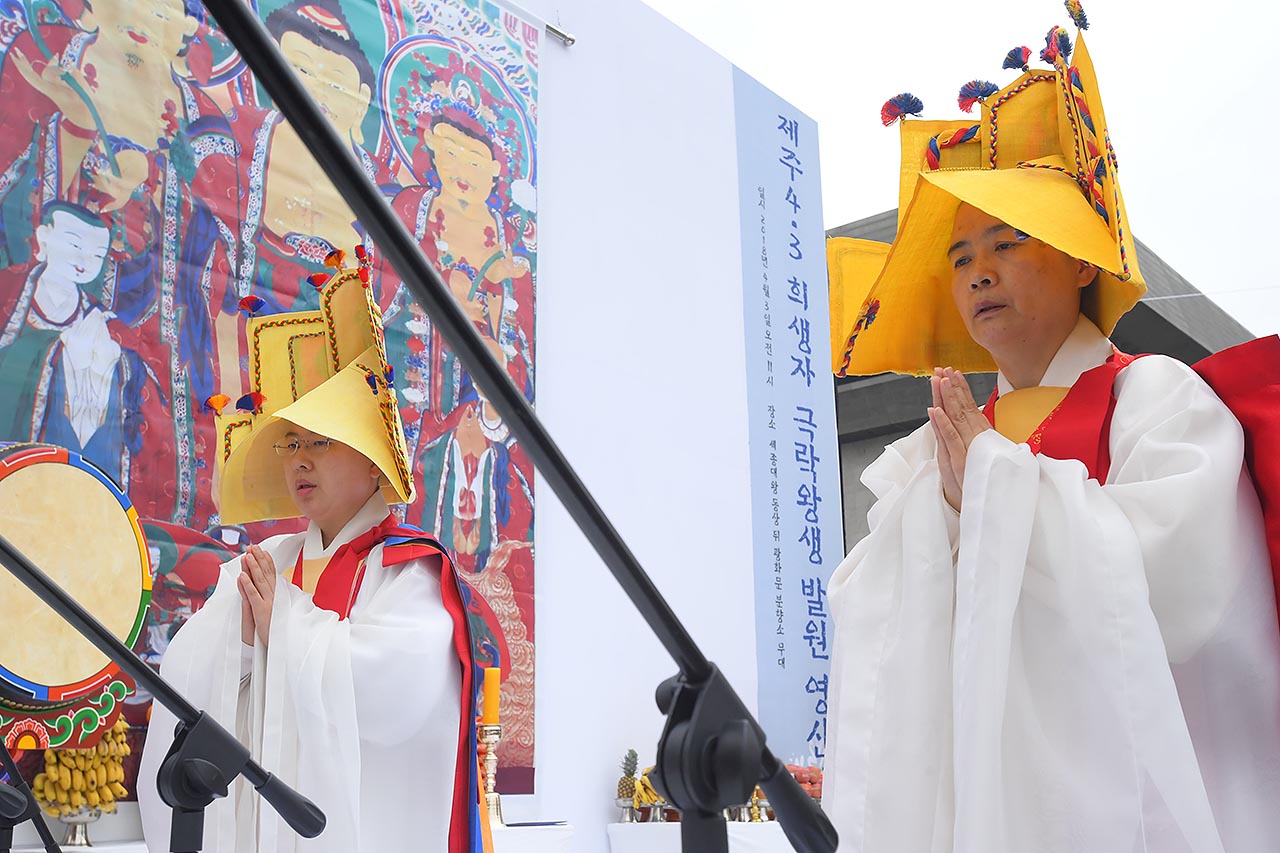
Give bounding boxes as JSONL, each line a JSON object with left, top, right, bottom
{"left": 32, "top": 719, "right": 132, "bottom": 815}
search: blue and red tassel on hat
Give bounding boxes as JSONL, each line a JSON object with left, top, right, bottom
{"left": 957, "top": 80, "right": 1000, "bottom": 113}
{"left": 307, "top": 272, "right": 329, "bottom": 291}
{"left": 1003, "top": 46, "right": 1031, "bottom": 71}
{"left": 236, "top": 392, "right": 266, "bottom": 414}
{"left": 1065, "top": 0, "right": 1089, "bottom": 30}
{"left": 1040, "top": 25, "right": 1072, "bottom": 64}
{"left": 880, "top": 93, "right": 924, "bottom": 126}
{"left": 238, "top": 295, "right": 266, "bottom": 317}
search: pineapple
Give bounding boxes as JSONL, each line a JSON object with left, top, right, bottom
{"left": 616, "top": 748, "right": 639, "bottom": 799}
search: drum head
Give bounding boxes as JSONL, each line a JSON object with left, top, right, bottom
{"left": 0, "top": 444, "right": 150, "bottom": 707}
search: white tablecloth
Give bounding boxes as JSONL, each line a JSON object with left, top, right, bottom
{"left": 608, "top": 821, "right": 792, "bottom": 853}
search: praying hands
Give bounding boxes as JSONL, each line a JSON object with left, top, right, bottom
{"left": 238, "top": 545, "right": 277, "bottom": 648}
{"left": 928, "top": 367, "right": 991, "bottom": 511}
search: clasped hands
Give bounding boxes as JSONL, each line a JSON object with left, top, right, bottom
{"left": 928, "top": 367, "right": 991, "bottom": 512}
{"left": 238, "top": 545, "right": 277, "bottom": 649}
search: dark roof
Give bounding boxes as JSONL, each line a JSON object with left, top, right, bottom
{"left": 828, "top": 210, "right": 896, "bottom": 243}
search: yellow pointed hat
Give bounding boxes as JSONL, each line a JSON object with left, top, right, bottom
{"left": 211, "top": 251, "right": 414, "bottom": 524}
{"left": 829, "top": 26, "right": 1145, "bottom": 377}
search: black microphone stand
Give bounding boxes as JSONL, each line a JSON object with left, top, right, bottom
{"left": 0, "top": 742, "right": 60, "bottom": 853}
{"left": 195, "top": 1, "right": 838, "bottom": 850}
{"left": 0, "top": 535, "right": 325, "bottom": 852}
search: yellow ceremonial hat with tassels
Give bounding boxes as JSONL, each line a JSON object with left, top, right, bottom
{"left": 829, "top": 8, "right": 1145, "bottom": 377}
{"left": 208, "top": 248, "right": 415, "bottom": 524}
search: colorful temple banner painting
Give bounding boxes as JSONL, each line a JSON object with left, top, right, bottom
{"left": 0, "top": 0, "right": 539, "bottom": 792}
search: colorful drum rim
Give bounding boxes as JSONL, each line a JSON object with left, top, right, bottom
{"left": 0, "top": 443, "right": 151, "bottom": 707}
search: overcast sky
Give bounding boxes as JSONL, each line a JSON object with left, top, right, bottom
{"left": 640, "top": 0, "right": 1280, "bottom": 340}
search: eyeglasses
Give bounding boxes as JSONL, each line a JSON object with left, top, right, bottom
{"left": 272, "top": 437, "right": 333, "bottom": 457}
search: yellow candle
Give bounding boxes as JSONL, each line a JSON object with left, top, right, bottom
{"left": 482, "top": 667, "right": 501, "bottom": 725}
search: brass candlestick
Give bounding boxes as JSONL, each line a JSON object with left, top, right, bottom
{"left": 478, "top": 723, "right": 504, "bottom": 826}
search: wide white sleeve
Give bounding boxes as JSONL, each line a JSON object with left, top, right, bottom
{"left": 137, "top": 553, "right": 256, "bottom": 853}
{"left": 253, "top": 549, "right": 460, "bottom": 853}
{"left": 954, "top": 356, "right": 1279, "bottom": 853}
{"left": 825, "top": 356, "right": 1280, "bottom": 853}
{"left": 275, "top": 552, "right": 458, "bottom": 745}
{"left": 824, "top": 424, "right": 961, "bottom": 853}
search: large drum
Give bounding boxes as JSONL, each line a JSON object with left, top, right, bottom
{"left": 0, "top": 443, "right": 151, "bottom": 710}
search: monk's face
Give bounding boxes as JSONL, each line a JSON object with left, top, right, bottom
{"left": 947, "top": 204, "right": 1094, "bottom": 358}
{"left": 280, "top": 427, "right": 380, "bottom": 534}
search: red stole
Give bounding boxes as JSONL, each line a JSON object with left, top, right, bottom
{"left": 288, "top": 516, "right": 487, "bottom": 853}
{"left": 982, "top": 349, "right": 1140, "bottom": 483}
{"left": 288, "top": 514, "right": 436, "bottom": 619}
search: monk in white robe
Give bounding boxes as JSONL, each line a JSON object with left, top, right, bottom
{"left": 824, "top": 22, "right": 1280, "bottom": 850}
{"left": 138, "top": 428, "right": 468, "bottom": 853}
{"left": 823, "top": 204, "right": 1280, "bottom": 852}
{"left": 138, "top": 255, "right": 490, "bottom": 853}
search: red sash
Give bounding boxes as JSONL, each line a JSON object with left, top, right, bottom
{"left": 982, "top": 349, "right": 1139, "bottom": 483}
{"left": 289, "top": 514, "right": 444, "bottom": 619}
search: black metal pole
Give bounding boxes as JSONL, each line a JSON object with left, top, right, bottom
{"left": 190, "top": 2, "right": 837, "bottom": 851}
{"left": 0, "top": 535, "right": 324, "bottom": 843}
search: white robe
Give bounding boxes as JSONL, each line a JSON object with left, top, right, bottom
{"left": 824, "top": 318, "right": 1280, "bottom": 853}
{"left": 138, "top": 495, "right": 462, "bottom": 852}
